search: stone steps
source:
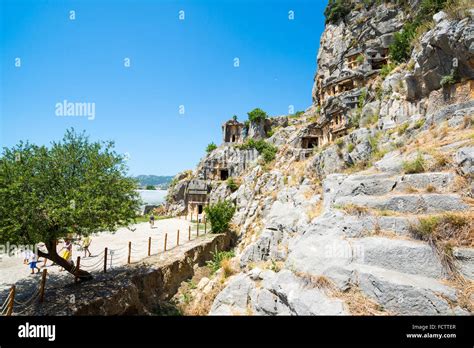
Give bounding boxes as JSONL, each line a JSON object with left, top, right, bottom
{"left": 347, "top": 264, "right": 467, "bottom": 315}
{"left": 351, "top": 237, "right": 446, "bottom": 279}
{"left": 333, "top": 193, "right": 468, "bottom": 213}
{"left": 329, "top": 172, "right": 455, "bottom": 198}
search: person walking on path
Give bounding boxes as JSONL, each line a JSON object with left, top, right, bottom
{"left": 59, "top": 239, "right": 73, "bottom": 271}
{"left": 82, "top": 236, "right": 92, "bottom": 258}
{"left": 23, "top": 250, "right": 41, "bottom": 274}
{"left": 149, "top": 213, "right": 155, "bottom": 228}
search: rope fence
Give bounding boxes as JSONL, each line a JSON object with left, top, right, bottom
{"left": 0, "top": 268, "right": 48, "bottom": 316}
{"left": 0, "top": 214, "right": 209, "bottom": 315}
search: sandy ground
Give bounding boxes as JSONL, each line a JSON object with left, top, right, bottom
{"left": 0, "top": 217, "right": 200, "bottom": 294}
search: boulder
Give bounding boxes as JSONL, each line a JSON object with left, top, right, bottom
{"left": 455, "top": 147, "right": 474, "bottom": 176}
{"left": 209, "top": 274, "right": 255, "bottom": 315}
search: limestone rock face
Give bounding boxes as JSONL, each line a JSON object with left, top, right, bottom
{"left": 196, "top": 145, "right": 259, "bottom": 181}
{"left": 408, "top": 12, "right": 474, "bottom": 100}
{"left": 314, "top": 2, "right": 406, "bottom": 104}
{"left": 169, "top": 3, "right": 474, "bottom": 317}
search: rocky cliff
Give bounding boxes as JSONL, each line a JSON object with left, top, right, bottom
{"left": 169, "top": 0, "right": 474, "bottom": 315}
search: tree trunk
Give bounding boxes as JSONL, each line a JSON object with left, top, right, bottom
{"left": 38, "top": 240, "right": 93, "bottom": 281}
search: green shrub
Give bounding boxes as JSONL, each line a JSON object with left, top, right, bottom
{"left": 347, "top": 143, "right": 355, "bottom": 153}
{"left": 204, "top": 200, "right": 236, "bottom": 234}
{"left": 232, "top": 115, "right": 238, "bottom": 121}
{"left": 440, "top": 73, "right": 457, "bottom": 87}
{"left": 403, "top": 153, "right": 426, "bottom": 174}
{"left": 350, "top": 114, "right": 361, "bottom": 128}
{"left": 145, "top": 185, "right": 156, "bottom": 190}
{"left": 389, "top": 23, "right": 417, "bottom": 63}
{"left": 238, "top": 139, "right": 277, "bottom": 163}
{"left": 397, "top": 123, "right": 409, "bottom": 135}
{"left": 291, "top": 110, "right": 304, "bottom": 118}
{"left": 261, "top": 147, "right": 277, "bottom": 163}
{"left": 413, "top": 216, "right": 441, "bottom": 238}
{"left": 380, "top": 62, "right": 397, "bottom": 78}
{"left": 365, "top": 113, "right": 379, "bottom": 126}
{"left": 389, "top": 0, "right": 450, "bottom": 63}
{"left": 266, "top": 127, "right": 275, "bottom": 138}
{"left": 226, "top": 177, "right": 239, "bottom": 192}
{"left": 414, "top": 119, "right": 425, "bottom": 129}
{"left": 247, "top": 108, "right": 268, "bottom": 123}
{"left": 358, "top": 89, "right": 367, "bottom": 109}
{"left": 206, "top": 142, "right": 217, "bottom": 153}
{"left": 375, "top": 83, "right": 383, "bottom": 101}
{"left": 367, "top": 136, "right": 378, "bottom": 151}
{"left": 324, "top": 0, "right": 353, "bottom": 24}
{"left": 206, "top": 248, "right": 235, "bottom": 274}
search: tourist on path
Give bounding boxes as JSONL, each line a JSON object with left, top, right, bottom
{"left": 59, "top": 239, "right": 73, "bottom": 271}
{"left": 149, "top": 213, "right": 155, "bottom": 228}
{"left": 82, "top": 236, "right": 92, "bottom": 258}
{"left": 23, "top": 250, "right": 41, "bottom": 274}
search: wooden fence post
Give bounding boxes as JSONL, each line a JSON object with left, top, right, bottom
{"left": 6, "top": 285, "right": 15, "bottom": 316}
{"left": 177, "top": 230, "right": 180, "bottom": 246}
{"left": 164, "top": 233, "right": 168, "bottom": 252}
{"left": 197, "top": 220, "right": 199, "bottom": 237}
{"left": 104, "top": 247, "right": 108, "bottom": 273}
{"left": 188, "top": 226, "right": 191, "bottom": 241}
{"left": 148, "top": 237, "right": 151, "bottom": 256}
{"left": 127, "top": 242, "right": 131, "bottom": 264}
{"left": 75, "top": 256, "right": 81, "bottom": 283}
{"left": 39, "top": 269, "right": 47, "bottom": 303}
{"left": 204, "top": 216, "right": 207, "bottom": 234}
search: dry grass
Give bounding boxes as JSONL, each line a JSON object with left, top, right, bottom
{"left": 295, "top": 271, "right": 392, "bottom": 315}
{"left": 296, "top": 272, "right": 339, "bottom": 293}
{"left": 307, "top": 200, "right": 323, "bottom": 221}
{"left": 286, "top": 160, "right": 307, "bottom": 187}
{"left": 341, "top": 288, "right": 391, "bottom": 316}
{"left": 461, "top": 115, "right": 472, "bottom": 129}
{"left": 409, "top": 212, "right": 474, "bottom": 277}
{"left": 425, "top": 184, "right": 436, "bottom": 193}
{"left": 404, "top": 185, "right": 419, "bottom": 193}
{"left": 181, "top": 281, "right": 226, "bottom": 315}
{"left": 271, "top": 191, "right": 278, "bottom": 201}
{"left": 456, "top": 281, "right": 474, "bottom": 312}
{"left": 431, "top": 151, "right": 452, "bottom": 170}
{"left": 452, "top": 175, "right": 469, "bottom": 194}
{"left": 438, "top": 126, "right": 449, "bottom": 140}
{"left": 374, "top": 209, "right": 402, "bottom": 217}
{"left": 338, "top": 203, "right": 370, "bottom": 216}
{"left": 303, "top": 184, "right": 321, "bottom": 199}
{"left": 445, "top": 0, "right": 472, "bottom": 20}
{"left": 404, "top": 125, "right": 472, "bottom": 159}
{"left": 173, "top": 265, "right": 229, "bottom": 316}
{"left": 221, "top": 258, "right": 235, "bottom": 278}
{"left": 442, "top": 277, "right": 474, "bottom": 313}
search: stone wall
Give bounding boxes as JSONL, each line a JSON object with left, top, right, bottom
{"left": 26, "top": 233, "right": 233, "bottom": 316}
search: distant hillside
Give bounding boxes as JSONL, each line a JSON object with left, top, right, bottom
{"left": 134, "top": 175, "right": 174, "bottom": 189}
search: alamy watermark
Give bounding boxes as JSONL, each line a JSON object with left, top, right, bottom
{"left": 55, "top": 100, "right": 95, "bottom": 120}
{"left": 0, "top": 242, "right": 39, "bottom": 262}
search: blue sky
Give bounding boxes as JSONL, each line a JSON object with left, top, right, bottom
{"left": 0, "top": 0, "right": 327, "bottom": 176}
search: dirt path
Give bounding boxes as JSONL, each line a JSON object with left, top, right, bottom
{"left": 0, "top": 217, "right": 201, "bottom": 296}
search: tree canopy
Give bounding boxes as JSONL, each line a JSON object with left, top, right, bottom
{"left": 247, "top": 108, "right": 268, "bottom": 123}
{"left": 0, "top": 129, "right": 141, "bottom": 278}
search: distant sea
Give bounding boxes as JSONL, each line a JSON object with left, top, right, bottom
{"left": 137, "top": 189, "right": 167, "bottom": 209}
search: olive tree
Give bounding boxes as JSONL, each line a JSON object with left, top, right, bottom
{"left": 0, "top": 129, "right": 141, "bottom": 280}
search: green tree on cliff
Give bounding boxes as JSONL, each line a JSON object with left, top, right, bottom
{"left": 324, "top": 0, "right": 352, "bottom": 24}
{"left": 0, "top": 129, "right": 141, "bottom": 280}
